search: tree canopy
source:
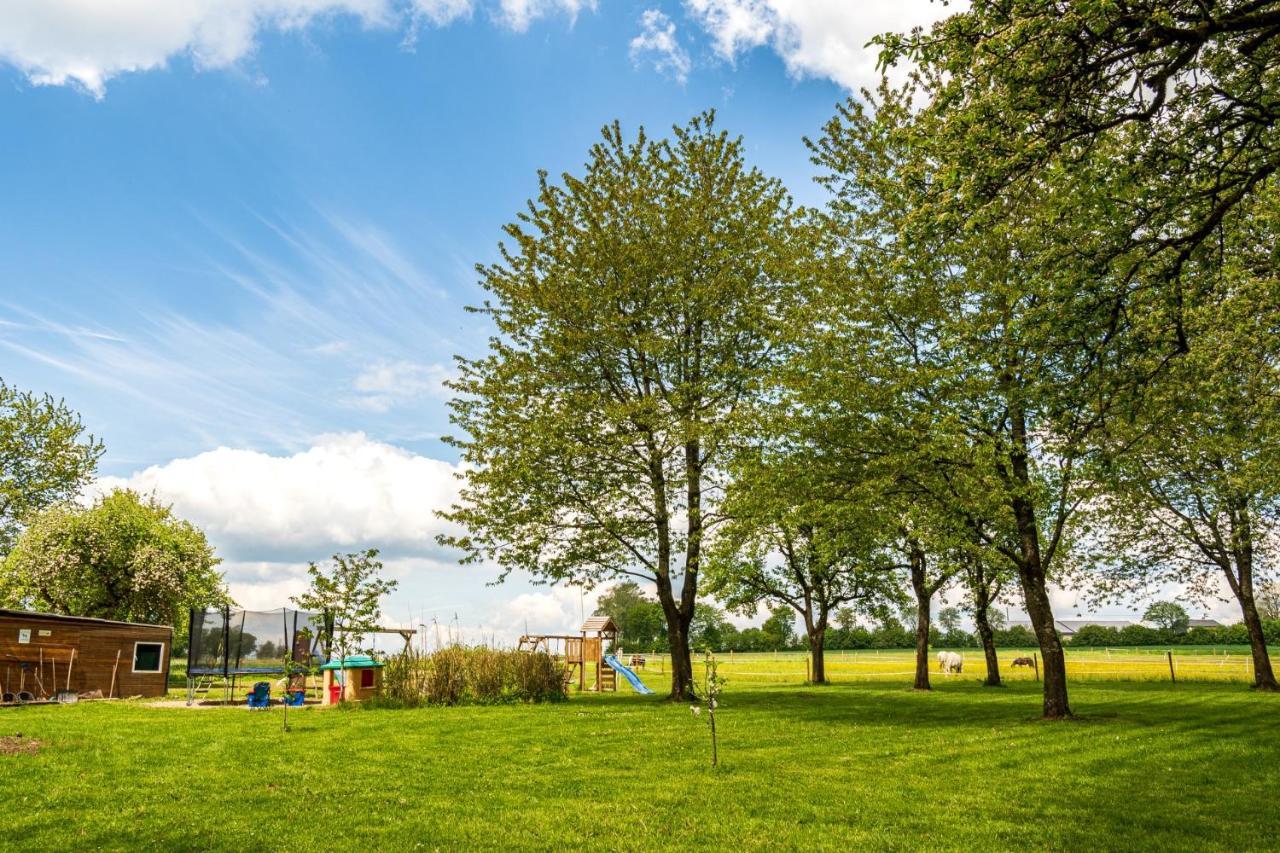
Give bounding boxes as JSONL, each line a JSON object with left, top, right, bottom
{"left": 293, "top": 549, "right": 397, "bottom": 665}
{"left": 0, "top": 378, "right": 103, "bottom": 556}
{"left": 1, "top": 488, "right": 227, "bottom": 636}
{"left": 440, "top": 112, "right": 807, "bottom": 699}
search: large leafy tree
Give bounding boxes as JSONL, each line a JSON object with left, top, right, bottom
{"left": 1143, "top": 602, "right": 1191, "bottom": 635}
{"left": 2, "top": 489, "right": 228, "bottom": 638}
{"left": 1090, "top": 206, "right": 1280, "bottom": 689}
{"left": 886, "top": 0, "right": 1280, "bottom": 311}
{"left": 958, "top": 540, "right": 1015, "bottom": 687}
{"left": 441, "top": 113, "right": 803, "bottom": 700}
{"left": 892, "top": 2, "right": 1280, "bottom": 698}
{"left": 0, "top": 379, "right": 103, "bottom": 556}
{"left": 806, "top": 83, "right": 1123, "bottom": 718}
{"left": 704, "top": 451, "right": 900, "bottom": 684}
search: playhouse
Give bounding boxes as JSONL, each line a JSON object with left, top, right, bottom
{"left": 320, "top": 655, "right": 384, "bottom": 704}
{"left": 518, "top": 615, "right": 650, "bottom": 694}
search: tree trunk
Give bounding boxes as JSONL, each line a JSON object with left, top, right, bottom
{"left": 671, "top": 436, "right": 703, "bottom": 702}
{"left": 910, "top": 545, "right": 931, "bottom": 691}
{"left": 655, "top": 575, "right": 696, "bottom": 700}
{"left": 809, "top": 626, "right": 827, "bottom": 684}
{"left": 1231, "top": 552, "right": 1278, "bottom": 691}
{"left": 646, "top": 434, "right": 698, "bottom": 702}
{"left": 664, "top": 609, "right": 696, "bottom": 700}
{"left": 974, "top": 592, "right": 1002, "bottom": 687}
{"left": 1240, "top": 596, "right": 1277, "bottom": 691}
{"left": 1016, "top": 553, "right": 1069, "bottom": 717}
{"left": 1008, "top": 405, "right": 1071, "bottom": 719}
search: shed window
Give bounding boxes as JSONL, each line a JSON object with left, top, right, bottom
{"left": 360, "top": 668, "right": 375, "bottom": 689}
{"left": 133, "top": 642, "right": 165, "bottom": 673}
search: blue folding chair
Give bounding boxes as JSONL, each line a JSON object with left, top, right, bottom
{"left": 246, "top": 681, "right": 271, "bottom": 709}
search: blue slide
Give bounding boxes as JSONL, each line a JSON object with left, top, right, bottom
{"left": 603, "top": 655, "right": 655, "bottom": 695}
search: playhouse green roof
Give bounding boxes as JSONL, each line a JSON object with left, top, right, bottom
{"left": 319, "top": 655, "right": 385, "bottom": 670}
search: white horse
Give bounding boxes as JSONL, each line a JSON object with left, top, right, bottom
{"left": 937, "top": 651, "right": 964, "bottom": 674}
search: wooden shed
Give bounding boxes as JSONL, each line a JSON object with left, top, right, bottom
{"left": 0, "top": 609, "right": 173, "bottom": 700}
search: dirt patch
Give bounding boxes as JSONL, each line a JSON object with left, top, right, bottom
{"left": 0, "top": 735, "right": 42, "bottom": 756}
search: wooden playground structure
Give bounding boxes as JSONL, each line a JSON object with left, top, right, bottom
{"left": 518, "top": 616, "right": 618, "bottom": 692}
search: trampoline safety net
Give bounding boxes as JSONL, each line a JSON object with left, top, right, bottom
{"left": 188, "top": 608, "right": 330, "bottom": 677}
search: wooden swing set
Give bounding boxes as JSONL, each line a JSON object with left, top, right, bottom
{"left": 518, "top": 616, "right": 619, "bottom": 692}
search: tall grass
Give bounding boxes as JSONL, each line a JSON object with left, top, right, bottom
{"left": 375, "top": 645, "right": 566, "bottom": 708}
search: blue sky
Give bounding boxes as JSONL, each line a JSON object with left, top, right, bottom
{"left": 2, "top": 1, "right": 874, "bottom": 472}
{"left": 7, "top": 0, "right": 1193, "bottom": 636}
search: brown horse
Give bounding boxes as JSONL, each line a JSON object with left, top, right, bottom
{"left": 1011, "top": 657, "right": 1035, "bottom": 668}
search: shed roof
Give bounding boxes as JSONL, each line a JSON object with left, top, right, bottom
{"left": 0, "top": 608, "right": 171, "bottom": 631}
{"left": 581, "top": 615, "right": 617, "bottom": 633}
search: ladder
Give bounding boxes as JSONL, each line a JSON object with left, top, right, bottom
{"left": 598, "top": 661, "right": 617, "bottom": 692}
{"left": 561, "top": 660, "right": 580, "bottom": 691}
{"left": 185, "top": 674, "right": 217, "bottom": 705}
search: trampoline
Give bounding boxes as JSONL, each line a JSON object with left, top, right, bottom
{"left": 186, "top": 607, "right": 331, "bottom": 703}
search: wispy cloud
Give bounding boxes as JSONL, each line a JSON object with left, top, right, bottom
{"left": 352, "top": 359, "right": 454, "bottom": 412}
{"left": 0, "top": 204, "right": 461, "bottom": 464}
{"left": 630, "top": 9, "right": 691, "bottom": 84}
{"left": 495, "top": 0, "right": 596, "bottom": 32}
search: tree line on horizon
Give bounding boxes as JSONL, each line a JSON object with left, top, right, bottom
{"left": 595, "top": 580, "right": 1280, "bottom": 655}
{"left": 440, "top": 2, "right": 1280, "bottom": 719}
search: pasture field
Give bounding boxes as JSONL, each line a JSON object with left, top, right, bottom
{"left": 648, "top": 646, "right": 1276, "bottom": 686}
{"left": 3, "top": 668, "right": 1279, "bottom": 850}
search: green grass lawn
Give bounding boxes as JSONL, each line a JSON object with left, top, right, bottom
{"left": 2, "top": 678, "right": 1277, "bottom": 850}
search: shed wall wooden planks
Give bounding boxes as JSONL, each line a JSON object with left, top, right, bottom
{"left": 0, "top": 610, "right": 172, "bottom": 699}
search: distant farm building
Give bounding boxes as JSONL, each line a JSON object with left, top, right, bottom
{"left": 1055, "top": 620, "right": 1134, "bottom": 637}
{"left": 1009, "top": 617, "right": 1225, "bottom": 636}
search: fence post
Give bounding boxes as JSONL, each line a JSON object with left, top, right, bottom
{"left": 1168, "top": 651, "right": 1176, "bottom": 684}
{"left": 1033, "top": 652, "right": 1040, "bottom": 682}
{"left": 806, "top": 657, "right": 811, "bottom": 684}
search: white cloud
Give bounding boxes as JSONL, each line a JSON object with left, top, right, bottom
{"left": 630, "top": 9, "right": 691, "bottom": 84}
{"left": 95, "top": 432, "right": 464, "bottom": 563}
{"left": 0, "top": 0, "right": 395, "bottom": 98}
{"left": 683, "top": 0, "right": 962, "bottom": 92}
{"left": 0, "top": 0, "right": 598, "bottom": 97}
{"left": 352, "top": 359, "right": 453, "bottom": 411}
{"left": 495, "top": 0, "right": 596, "bottom": 32}
{"left": 411, "top": 0, "right": 474, "bottom": 26}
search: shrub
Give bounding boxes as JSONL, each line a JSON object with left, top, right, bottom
{"left": 993, "top": 625, "right": 1036, "bottom": 647}
{"left": 509, "top": 649, "right": 565, "bottom": 702}
{"left": 465, "top": 647, "right": 507, "bottom": 703}
{"left": 1119, "top": 624, "right": 1163, "bottom": 645}
{"left": 426, "top": 646, "right": 469, "bottom": 706}
{"left": 382, "top": 648, "right": 431, "bottom": 706}
{"left": 1068, "top": 625, "right": 1121, "bottom": 647}
{"left": 376, "top": 645, "right": 566, "bottom": 708}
